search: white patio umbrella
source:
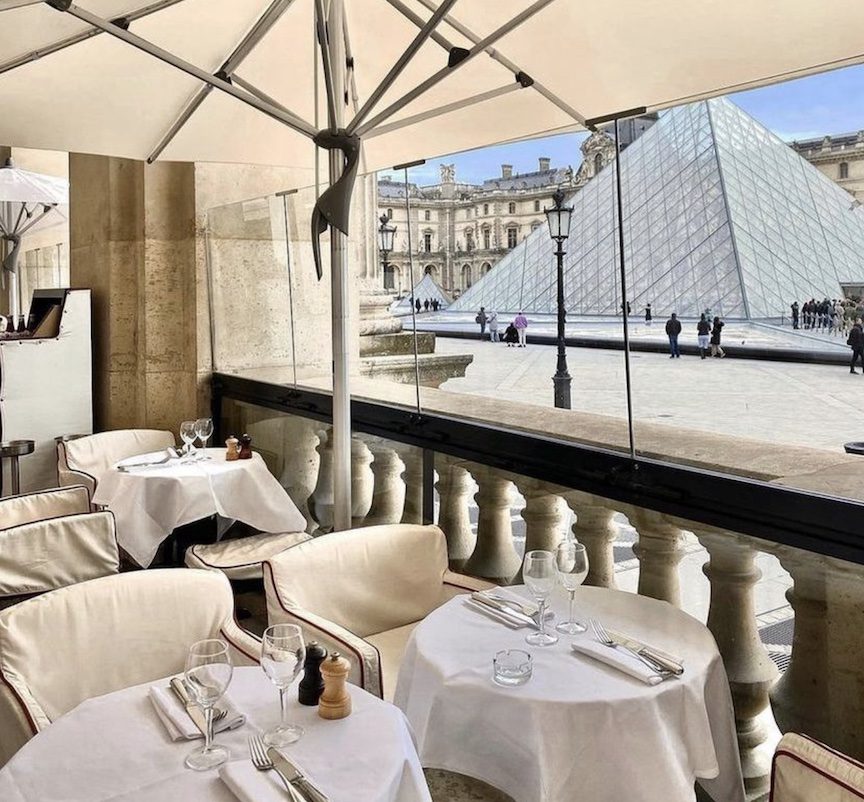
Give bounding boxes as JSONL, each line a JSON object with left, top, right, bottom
{"left": 1, "top": 0, "right": 863, "bottom": 526}
{"left": 0, "top": 158, "right": 68, "bottom": 321}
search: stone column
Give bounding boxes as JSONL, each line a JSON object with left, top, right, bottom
{"left": 350, "top": 437, "right": 374, "bottom": 527}
{"left": 364, "top": 438, "right": 405, "bottom": 526}
{"left": 307, "top": 428, "right": 334, "bottom": 534}
{"left": 277, "top": 415, "right": 321, "bottom": 533}
{"left": 628, "top": 507, "right": 686, "bottom": 606}
{"left": 463, "top": 464, "right": 519, "bottom": 583}
{"left": 564, "top": 490, "right": 619, "bottom": 588}
{"left": 397, "top": 444, "right": 424, "bottom": 525}
{"left": 514, "top": 479, "right": 567, "bottom": 583}
{"left": 434, "top": 454, "right": 475, "bottom": 570}
{"left": 696, "top": 527, "right": 779, "bottom": 799}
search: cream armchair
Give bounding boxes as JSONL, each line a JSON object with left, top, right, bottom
{"left": 0, "top": 569, "right": 259, "bottom": 766}
{"left": 264, "top": 523, "right": 492, "bottom": 700}
{"left": 0, "top": 485, "right": 90, "bottom": 528}
{"left": 771, "top": 732, "right": 864, "bottom": 800}
{"left": 57, "top": 429, "right": 176, "bottom": 496}
{"left": 0, "top": 511, "right": 120, "bottom": 600}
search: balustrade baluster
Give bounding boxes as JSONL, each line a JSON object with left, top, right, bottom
{"left": 364, "top": 439, "right": 406, "bottom": 526}
{"left": 397, "top": 445, "right": 424, "bottom": 525}
{"left": 627, "top": 507, "right": 685, "bottom": 606}
{"left": 514, "top": 479, "right": 567, "bottom": 583}
{"left": 277, "top": 415, "right": 320, "bottom": 533}
{"left": 563, "top": 491, "right": 619, "bottom": 588}
{"left": 463, "top": 464, "right": 519, "bottom": 583}
{"left": 308, "top": 427, "right": 334, "bottom": 533}
{"left": 434, "top": 455, "right": 476, "bottom": 570}
{"left": 350, "top": 437, "right": 374, "bottom": 527}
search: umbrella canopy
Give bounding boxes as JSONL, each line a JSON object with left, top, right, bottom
{"left": 0, "top": 159, "right": 68, "bottom": 206}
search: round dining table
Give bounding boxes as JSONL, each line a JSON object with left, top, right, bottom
{"left": 0, "top": 666, "right": 431, "bottom": 802}
{"left": 395, "top": 585, "right": 745, "bottom": 802}
{"left": 92, "top": 449, "right": 306, "bottom": 567}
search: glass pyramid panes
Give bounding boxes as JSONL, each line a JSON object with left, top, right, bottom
{"left": 450, "top": 97, "right": 864, "bottom": 320}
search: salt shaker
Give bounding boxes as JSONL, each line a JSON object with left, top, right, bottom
{"left": 298, "top": 641, "right": 328, "bottom": 706}
{"left": 225, "top": 435, "right": 240, "bottom": 461}
{"left": 318, "top": 652, "right": 351, "bottom": 719}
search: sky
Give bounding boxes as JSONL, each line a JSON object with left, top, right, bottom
{"left": 404, "top": 65, "right": 864, "bottom": 186}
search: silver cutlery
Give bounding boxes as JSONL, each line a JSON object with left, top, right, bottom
{"left": 117, "top": 448, "right": 180, "bottom": 472}
{"left": 249, "top": 735, "right": 305, "bottom": 802}
{"left": 470, "top": 592, "right": 538, "bottom": 628}
{"left": 590, "top": 619, "right": 673, "bottom": 678}
{"left": 605, "top": 628, "right": 685, "bottom": 676}
{"left": 169, "top": 677, "right": 227, "bottom": 735}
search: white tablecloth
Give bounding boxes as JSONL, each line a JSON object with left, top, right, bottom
{"left": 0, "top": 666, "right": 431, "bottom": 802}
{"left": 92, "top": 449, "right": 306, "bottom": 567}
{"left": 395, "top": 585, "right": 744, "bottom": 802}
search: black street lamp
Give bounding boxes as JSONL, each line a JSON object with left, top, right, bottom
{"left": 544, "top": 188, "right": 573, "bottom": 409}
{"left": 378, "top": 212, "right": 397, "bottom": 290}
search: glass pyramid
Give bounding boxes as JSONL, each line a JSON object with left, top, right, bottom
{"left": 450, "top": 98, "right": 864, "bottom": 320}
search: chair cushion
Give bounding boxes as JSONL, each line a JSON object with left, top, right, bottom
{"left": 63, "top": 430, "right": 175, "bottom": 487}
{"left": 366, "top": 623, "right": 419, "bottom": 702}
{"left": 185, "top": 531, "right": 311, "bottom": 580}
{"left": 265, "top": 524, "right": 449, "bottom": 638}
{"left": 0, "top": 486, "right": 90, "bottom": 530}
{"left": 772, "top": 732, "right": 864, "bottom": 801}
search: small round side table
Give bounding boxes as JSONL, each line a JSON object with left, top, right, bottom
{"left": 0, "top": 440, "right": 35, "bottom": 497}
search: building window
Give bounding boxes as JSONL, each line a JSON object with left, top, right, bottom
{"left": 424, "top": 209, "right": 431, "bottom": 221}
{"left": 386, "top": 208, "right": 393, "bottom": 219}
{"left": 531, "top": 222, "right": 541, "bottom": 232}
{"left": 482, "top": 227, "right": 491, "bottom": 250}
{"left": 533, "top": 199, "right": 540, "bottom": 212}
{"left": 483, "top": 203, "right": 489, "bottom": 215}
{"left": 507, "top": 227, "right": 518, "bottom": 248}
{"left": 466, "top": 208, "right": 472, "bottom": 218}
{"left": 594, "top": 152, "right": 604, "bottom": 174}
{"left": 508, "top": 201, "right": 516, "bottom": 214}
{"left": 482, "top": 262, "right": 492, "bottom": 275}
{"left": 423, "top": 232, "right": 432, "bottom": 253}
{"left": 465, "top": 230, "right": 474, "bottom": 252}
{"left": 461, "top": 264, "right": 472, "bottom": 288}
{"left": 840, "top": 161, "right": 850, "bottom": 179}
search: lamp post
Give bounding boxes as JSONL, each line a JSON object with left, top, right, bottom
{"left": 545, "top": 188, "right": 573, "bottom": 409}
{"left": 378, "top": 212, "right": 396, "bottom": 290}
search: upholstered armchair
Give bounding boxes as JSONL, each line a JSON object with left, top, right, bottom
{"left": 264, "top": 524, "right": 492, "bottom": 700}
{"left": 0, "top": 485, "right": 90, "bottom": 529}
{"left": 771, "top": 732, "right": 864, "bottom": 800}
{"left": 0, "top": 569, "right": 259, "bottom": 766}
{"left": 56, "top": 429, "right": 176, "bottom": 496}
{"left": 0, "top": 511, "right": 120, "bottom": 600}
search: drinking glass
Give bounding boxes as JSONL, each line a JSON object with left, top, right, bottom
{"left": 179, "top": 420, "right": 197, "bottom": 460}
{"left": 183, "top": 639, "right": 233, "bottom": 771}
{"left": 261, "top": 623, "right": 306, "bottom": 746}
{"left": 523, "top": 550, "right": 558, "bottom": 646}
{"left": 194, "top": 417, "right": 213, "bottom": 460}
{"left": 555, "top": 541, "right": 589, "bottom": 634}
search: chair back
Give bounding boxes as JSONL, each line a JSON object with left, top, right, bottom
{"left": 265, "top": 524, "right": 449, "bottom": 637}
{"left": 58, "top": 429, "right": 175, "bottom": 492}
{"left": 0, "top": 511, "right": 119, "bottom": 598}
{"left": 771, "top": 732, "right": 864, "bottom": 801}
{"left": 0, "top": 486, "right": 91, "bottom": 530}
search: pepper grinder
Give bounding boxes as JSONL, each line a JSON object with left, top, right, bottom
{"left": 238, "top": 433, "right": 253, "bottom": 460}
{"left": 318, "top": 652, "right": 351, "bottom": 720}
{"left": 298, "top": 641, "right": 328, "bottom": 706}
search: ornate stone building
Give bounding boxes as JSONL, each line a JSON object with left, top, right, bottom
{"left": 791, "top": 131, "right": 864, "bottom": 203}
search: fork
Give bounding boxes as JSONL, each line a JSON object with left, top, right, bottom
{"left": 590, "top": 619, "right": 671, "bottom": 677}
{"left": 249, "top": 735, "right": 304, "bottom": 801}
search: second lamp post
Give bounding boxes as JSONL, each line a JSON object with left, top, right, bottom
{"left": 545, "top": 188, "right": 573, "bottom": 409}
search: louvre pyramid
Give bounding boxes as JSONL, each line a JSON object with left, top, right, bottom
{"left": 390, "top": 273, "right": 452, "bottom": 315}
{"left": 450, "top": 98, "right": 864, "bottom": 320}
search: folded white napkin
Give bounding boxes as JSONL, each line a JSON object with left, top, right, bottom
{"left": 570, "top": 640, "right": 666, "bottom": 686}
{"left": 149, "top": 684, "right": 246, "bottom": 741}
{"left": 220, "top": 761, "right": 287, "bottom": 802}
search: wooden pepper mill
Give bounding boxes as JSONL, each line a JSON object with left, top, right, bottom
{"left": 298, "top": 641, "right": 328, "bottom": 706}
{"left": 318, "top": 652, "right": 351, "bottom": 720}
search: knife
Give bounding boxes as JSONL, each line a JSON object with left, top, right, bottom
{"left": 169, "top": 677, "right": 209, "bottom": 735}
{"left": 470, "top": 592, "right": 538, "bottom": 628}
{"left": 268, "top": 748, "right": 330, "bottom": 802}
{"left": 609, "top": 634, "right": 684, "bottom": 676}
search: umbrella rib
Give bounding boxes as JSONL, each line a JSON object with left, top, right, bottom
{"left": 382, "top": 0, "right": 453, "bottom": 50}
{"left": 355, "top": 0, "right": 557, "bottom": 138}
{"left": 16, "top": 205, "right": 56, "bottom": 237}
{"left": 314, "top": 0, "right": 339, "bottom": 131}
{"left": 52, "top": 2, "right": 317, "bottom": 140}
{"left": 412, "top": 0, "right": 587, "bottom": 126}
{"left": 346, "top": 0, "right": 460, "bottom": 135}
{"left": 146, "top": 0, "right": 299, "bottom": 163}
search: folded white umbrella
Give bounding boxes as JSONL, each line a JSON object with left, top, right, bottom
{"left": 0, "top": 0, "right": 862, "bottom": 520}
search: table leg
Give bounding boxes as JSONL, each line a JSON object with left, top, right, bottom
{"left": 10, "top": 455, "right": 19, "bottom": 496}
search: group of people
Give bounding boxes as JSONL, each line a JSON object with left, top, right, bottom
{"left": 790, "top": 299, "right": 858, "bottom": 334}
{"left": 665, "top": 313, "right": 726, "bottom": 359}
{"left": 476, "top": 307, "right": 529, "bottom": 347}
{"left": 412, "top": 297, "right": 442, "bottom": 313}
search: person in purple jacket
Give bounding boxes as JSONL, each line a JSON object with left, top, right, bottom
{"left": 514, "top": 311, "right": 529, "bottom": 347}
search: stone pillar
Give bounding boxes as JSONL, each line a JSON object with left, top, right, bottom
{"left": 514, "top": 479, "right": 567, "bottom": 583}
{"left": 69, "top": 155, "right": 202, "bottom": 429}
{"left": 434, "top": 455, "right": 475, "bottom": 570}
{"left": 564, "top": 490, "right": 619, "bottom": 588}
{"left": 363, "top": 438, "right": 406, "bottom": 526}
{"left": 696, "top": 527, "right": 779, "bottom": 799}
{"left": 397, "top": 444, "right": 424, "bottom": 525}
{"left": 277, "top": 416, "right": 321, "bottom": 534}
{"left": 463, "top": 464, "right": 519, "bottom": 583}
{"left": 628, "top": 507, "right": 686, "bottom": 606}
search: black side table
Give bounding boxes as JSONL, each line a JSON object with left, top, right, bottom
{"left": 0, "top": 440, "right": 35, "bottom": 497}
{"left": 844, "top": 442, "right": 864, "bottom": 456}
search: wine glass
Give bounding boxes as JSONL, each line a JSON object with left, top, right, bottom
{"left": 183, "top": 639, "right": 233, "bottom": 771}
{"left": 194, "top": 417, "right": 213, "bottom": 460}
{"left": 555, "top": 541, "right": 589, "bottom": 634}
{"left": 261, "top": 623, "right": 306, "bottom": 746}
{"left": 522, "top": 550, "right": 558, "bottom": 646}
{"left": 179, "top": 420, "right": 197, "bottom": 460}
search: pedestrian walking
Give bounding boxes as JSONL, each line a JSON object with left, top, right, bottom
{"left": 791, "top": 301, "right": 799, "bottom": 329}
{"left": 665, "top": 313, "right": 682, "bottom": 358}
{"left": 710, "top": 316, "right": 725, "bottom": 358}
{"left": 849, "top": 319, "right": 864, "bottom": 374}
{"left": 415, "top": 297, "right": 421, "bottom": 313}
{"left": 514, "top": 311, "right": 529, "bottom": 347}
{"left": 644, "top": 303, "right": 653, "bottom": 326}
{"left": 475, "top": 306, "right": 488, "bottom": 338}
{"left": 697, "top": 314, "right": 711, "bottom": 359}
{"left": 488, "top": 310, "right": 500, "bottom": 342}
{"left": 504, "top": 322, "right": 519, "bottom": 347}
{"left": 423, "top": 299, "right": 429, "bottom": 312}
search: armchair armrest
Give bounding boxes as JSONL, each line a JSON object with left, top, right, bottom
{"left": 443, "top": 570, "right": 496, "bottom": 593}
{"left": 58, "top": 467, "right": 96, "bottom": 501}
{"left": 219, "top": 618, "right": 262, "bottom": 667}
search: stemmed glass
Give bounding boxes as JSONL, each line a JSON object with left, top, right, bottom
{"left": 261, "top": 623, "right": 306, "bottom": 747}
{"left": 194, "top": 417, "right": 213, "bottom": 460}
{"left": 523, "top": 550, "right": 559, "bottom": 646}
{"left": 183, "top": 639, "right": 233, "bottom": 771}
{"left": 180, "top": 420, "right": 197, "bottom": 461}
{"left": 555, "top": 541, "right": 589, "bottom": 634}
